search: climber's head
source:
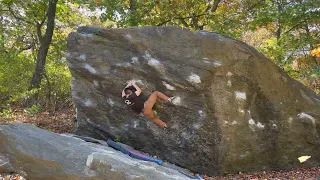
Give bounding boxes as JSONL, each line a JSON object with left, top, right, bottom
{"left": 124, "top": 88, "right": 133, "bottom": 95}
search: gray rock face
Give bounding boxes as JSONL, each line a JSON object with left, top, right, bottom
{"left": 66, "top": 26, "right": 320, "bottom": 176}
{"left": 0, "top": 155, "right": 14, "bottom": 173}
{"left": 0, "top": 123, "right": 193, "bottom": 180}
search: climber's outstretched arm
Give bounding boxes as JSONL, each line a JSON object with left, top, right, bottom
{"left": 121, "top": 89, "right": 126, "bottom": 98}
{"left": 121, "top": 81, "right": 132, "bottom": 97}
{"left": 132, "top": 81, "right": 142, "bottom": 96}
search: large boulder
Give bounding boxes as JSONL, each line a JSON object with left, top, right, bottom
{"left": 66, "top": 26, "right": 320, "bottom": 176}
{"left": 0, "top": 123, "right": 193, "bottom": 180}
{"left": 0, "top": 154, "right": 14, "bottom": 173}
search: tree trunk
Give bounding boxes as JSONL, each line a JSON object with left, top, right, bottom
{"left": 211, "top": 0, "right": 221, "bottom": 12}
{"left": 276, "top": 0, "right": 283, "bottom": 65}
{"left": 129, "top": 0, "right": 138, "bottom": 26}
{"left": 28, "top": 0, "right": 58, "bottom": 103}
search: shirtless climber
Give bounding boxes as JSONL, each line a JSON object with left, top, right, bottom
{"left": 121, "top": 80, "right": 175, "bottom": 128}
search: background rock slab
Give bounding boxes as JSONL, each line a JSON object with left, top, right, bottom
{"left": 0, "top": 123, "right": 193, "bottom": 180}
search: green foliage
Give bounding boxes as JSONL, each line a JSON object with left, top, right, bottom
{"left": 0, "top": 0, "right": 319, "bottom": 114}
{"left": 25, "top": 104, "right": 42, "bottom": 116}
{"left": 0, "top": 51, "right": 34, "bottom": 106}
{"left": 40, "top": 58, "right": 72, "bottom": 108}
{"left": 0, "top": 0, "right": 80, "bottom": 108}
{"left": 0, "top": 108, "right": 13, "bottom": 118}
{"left": 241, "top": 0, "right": 320, "bottom": 92}
{"left": 78, "top": 0, "right": 240, "bottom": 33}
{"left": 114, "top": 136, "right": 121, "bottom": 142}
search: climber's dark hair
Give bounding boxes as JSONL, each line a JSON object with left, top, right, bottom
{"left": 124, "top": 85, "right": 136, "bottom": 95}
{"left": 124, "top": 88, "right": 132, "bottom": 95}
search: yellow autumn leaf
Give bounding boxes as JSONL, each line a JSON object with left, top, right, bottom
{"left": 310, "top": 46, "right": 320, "bottom": 57}
{"left": 298, "top": 156, "right": 311, "bottom": 163}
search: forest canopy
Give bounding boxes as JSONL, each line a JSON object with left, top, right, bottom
{"left": 0, "top": 0, "right": 319, "bottom": 113}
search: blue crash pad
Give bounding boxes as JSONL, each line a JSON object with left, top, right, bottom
{"left": 106, "top": 139, "right": 203, "bottom": 180}
{"left": 107, "top": 139, "right": 163, "bottom": 165}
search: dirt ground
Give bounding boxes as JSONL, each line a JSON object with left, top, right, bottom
{"left": 0, "top": 108, "right": 319, "bottom": 180}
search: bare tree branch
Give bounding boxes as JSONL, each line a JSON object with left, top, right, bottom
{"left": 39, "top": 1, "right": 49, "bottom": 26}
{"left": 40, "top": 12, "right": 48, "bottom": 26}
{"left": 191, "top": 13, "right": 199, "bottom": 29}
{"left": 281, "top": 19, "right": 308, "bottom": 36}
{"left": 129, "top": 0, "right": 135, "bottom": 11}
{"left": 18, "top": 44, "right": 33, "bottom": 54}
{"left": 157, "top": 13, "right": 207, "bottom": 27}
{"left": 211, "top": 0, "right": 222, "bottom": 12}
{"left": 27, "top": 2, "right": 43, "bottom": 24}
{"left": 178, "top": 17, "right": 189, "bottom": 27}
{"left": 284, "top": 42, "right": 303, "bottom": 63}
{"left": 37, "top": 23, "right": 43, "bottom": 42}
{"left": 157, "top": 0, "right": 222, "bottom": 29}
{"left": 8, "top": 6, "right": 34, "bottom": 24}
{"left": 43, "top": 71, "right": 52, "bottom": 104}
{"left": 205, "top": 0, "right": 213, "bottom": 13}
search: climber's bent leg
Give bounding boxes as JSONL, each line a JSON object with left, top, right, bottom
{"left": 143, "top": 108, "right": 167, "bottom": 128}
{"left": 144, "top": 92, "right": 167, "bottom": 128}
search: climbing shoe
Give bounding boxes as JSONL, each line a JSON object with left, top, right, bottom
{"left": 167, "top": 97, "right": 176, "bottom": 103}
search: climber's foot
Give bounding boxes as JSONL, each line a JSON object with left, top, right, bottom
{"left": 167, "top": 97, "right": 176, "bottom": 103}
